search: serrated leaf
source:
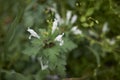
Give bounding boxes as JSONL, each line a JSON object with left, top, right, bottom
{"left": 61, "top": 38, "right": 77, "bottom": 53}
{"left": 56, "top": 65, "right": 66, "bottom": 77}
{"left": 23, "top": 46, "right": 40, "bottom": 56}
{"left": 31, "top": 39, "right": 43, "bottom": 46}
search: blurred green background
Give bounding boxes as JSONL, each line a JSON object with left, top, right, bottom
{"left": 0, "top": 0, "right": 120, "bottom": 80}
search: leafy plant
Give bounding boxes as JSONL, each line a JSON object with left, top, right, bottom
{"left": 0, "top": 0, "right": 120, "bottom": 80}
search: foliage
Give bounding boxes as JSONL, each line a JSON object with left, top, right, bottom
{"left": 0, "top": 0, "right": 120, "bottom": 80}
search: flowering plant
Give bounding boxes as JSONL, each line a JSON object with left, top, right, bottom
{"left": 0, "top": 0, "right": 120, "bottom": 80}
{"left": 23, "top": 9, "right": 81, "bottom": 77}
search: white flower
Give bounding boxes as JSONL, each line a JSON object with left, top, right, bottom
{"left": 102, "top": 22, "right": 109, "bottom": 33}
{"left": 54, "top": 33, "right": 64, "bottom": 46}
{"left": 59, "top": 40, "right": 64, "bottom": 46}
{"left": 71, "top": 15, "right": 77, "bottom": 24}
{"left": 89, "top": 30, "right": 98, "bottom": 37}
{"left": 38, "top": 57, "right": 48, "bottom": 70}
{"left": 55, "top": 13, "right": 64, "bottom": 25}
{"left": 55, "top": 13, "right": 61, "bottom": 22}
{"left": 66, "top": 10, "right": 72, "bottom": 23}
{"left": 52, "top": 19, "right": 58, "bottom": 34}
{"left": 50, "top": 5, "right": 77, "bottom": 25}
{"left": 27, "top": 27, "right": 40, "bottom": 39}
{"left": 49, "top": 7, "right": 57, "bottom": 13}
{"left": 71, "top": 26, "right": 82, "bottom": 35}
{"left": 106, "top": 39, "right": 115, "bottom": 45}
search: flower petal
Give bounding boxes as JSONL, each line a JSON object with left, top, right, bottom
{"left": 27, "top": 27, "right": 40, "bottom": 39}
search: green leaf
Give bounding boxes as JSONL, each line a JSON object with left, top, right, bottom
{"left": 35, "top": 70, "right": 49, "bottom": 80}
{"left": 56, "top": 64, "right": 66, "bottom": 77}
{"left": 80, "top": 16, "right": 86, "bottom": 22}
{"left": 85, "top": 8, "right": 94, "bottom": 16}
{"left": 23, "top": 46, "right": 40, "bottom": 56}
{"left": 1, "top": 69, "right": 32, "bottom": 80}
{"left": 61, "top": 38, "right": 77, "bottom": 53}
{"left": 43, "top": 47, "right": 60, "bottom": 70}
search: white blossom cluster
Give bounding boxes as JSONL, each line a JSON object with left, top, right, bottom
{"left": 55, "top": 10, "right": 77, "bottom": 25}
{"left": 51, "top": 7, "right": 82, "bottom": 35}
{"left": 51, "top": 19, "right": 64, "bottom": 46}
{"left": 54, "top": 33, "right": 64, "bottom": 46}
{"left": 27, "top": 6, "right": 83, "bottom": 70}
